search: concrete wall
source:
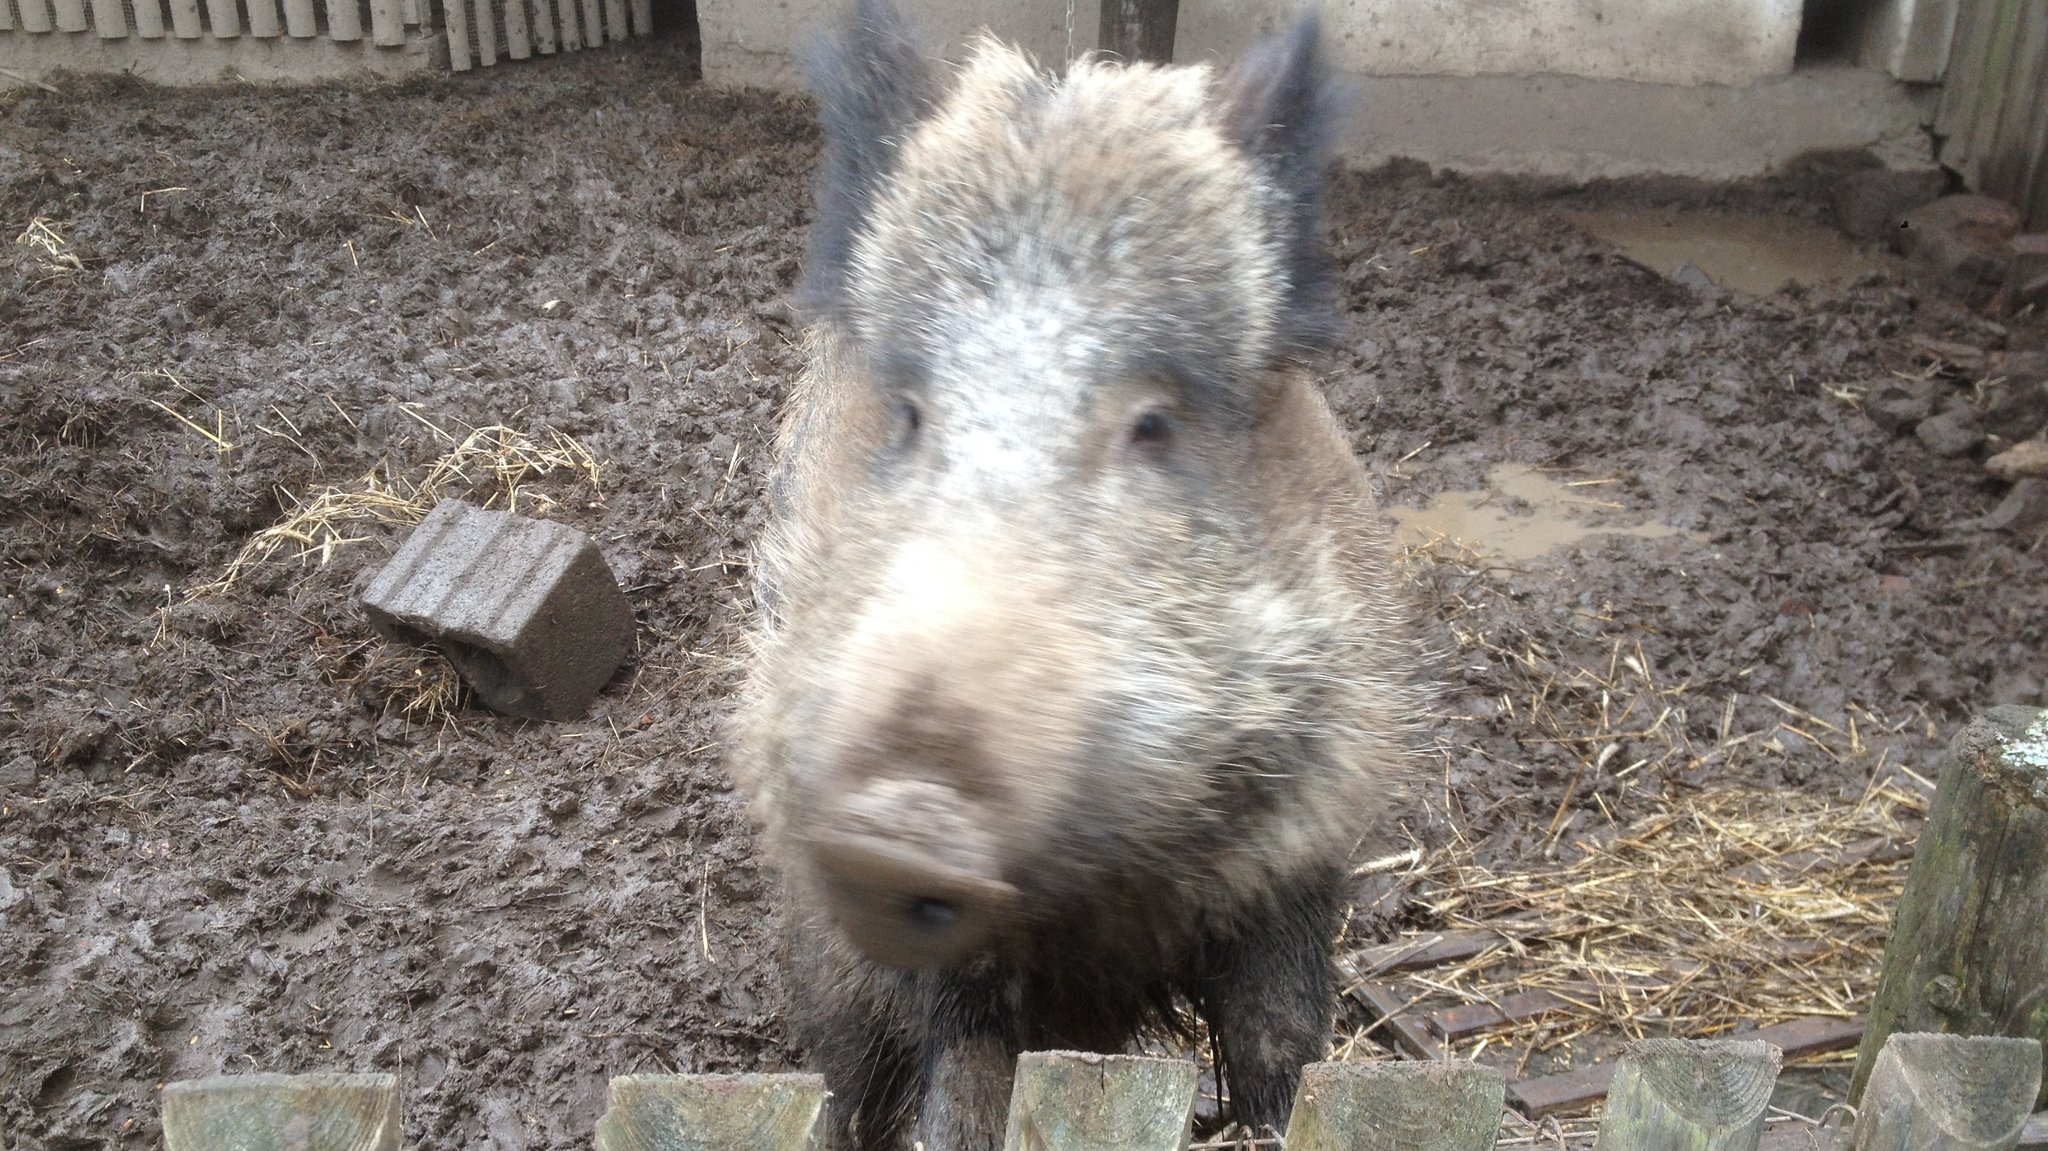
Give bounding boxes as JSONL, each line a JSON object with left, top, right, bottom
{"left": 701, "top": 0, "right": 1804, "bottom": 90}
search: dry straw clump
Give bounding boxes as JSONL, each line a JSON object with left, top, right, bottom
{"left": 196, "top": 413, "right": 606, "bottom": 597}
{"left": 1365, "top": 534, "right": 1929, "bottom": 1075}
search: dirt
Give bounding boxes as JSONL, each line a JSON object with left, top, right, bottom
{"left": 2, "top": 42, "right": 2045, "bottom": 1151}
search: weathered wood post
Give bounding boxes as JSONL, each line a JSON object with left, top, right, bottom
{"left": 1590, "top": 1039, "right": 1781, "bottom": 1151}
{"left": 1851, "top": 706, "right": 2048, "bottom": 1110}
{"left": 1282, "top": 1059, "right": 1505, "bottom": 1151}
{"left": 1851, "top": 1032, "right": 2042, "bottom": 1150}
{"left": 1097, "top": 0, "right": 1177, "bottom": 64}
{"left": 1000, "top": 1051, "right": 1197, "bottom": 1151}
{"left": 161, "top": 1072, "right": 400, "bottom": 1151}
{"left": 592, "top": 1073, "right": 827, "bottom": 1151}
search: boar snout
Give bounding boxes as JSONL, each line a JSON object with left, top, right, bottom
{"left": 810, "top": 778, "right": 1018, "bottom": 968}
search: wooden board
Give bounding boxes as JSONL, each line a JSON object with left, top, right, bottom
{"left": 243, "top": 0, "right": 279, "bottom": 37}
{"left": 471, "top": 0, "right": 495, "bottom": 66}
{"left": 325, "top": 0, "right": 361, "bottom": 41}
{"left": 1347, "top": 982, "right": 1447, "bottom": 1062}
{"left": 165, "top": 0, "right": 203, "bottom": 38}
{"left": 366, "top": 0, "right": 399, "bottom": 43}
{"left": 1427, "top": 990, "right": 1570, "bottom": 1041}
{"left": 1343, "top": 930, "right": 1518, "bottom": 983}
{"left": 14, "top": 0, "right": 53, "bottom": 34}
{"left": 201, "top": 0, "right": 238, "bottom": 36}
{"left": 443, "top": 0, "right": 471, "bottom": 69}
{"left": 500, "top": 0, "right": 528, "bottom": 58}
{"left": 87, "top": 0, "right": 127, "bottom": 36}
{"left": 280, "top": 0, "right": 315, "bottom": 37}
{"left": 577, "top": 0, "right": 599, "bottom": 50}
{"left": 556, "top": 0, "right": 578, "bottom": 52}
{"left": 627, "top": 0, "right": 646, "bottom": 36}
{"left": 50, "top": 0, "right": 87, "bottom": 33}
{"left": 1508, "top": 1017, "right": 1865, "bottom": 1118}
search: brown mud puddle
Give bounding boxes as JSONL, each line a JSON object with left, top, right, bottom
{"left": 1389, "top": 464, "right": 1701, "bottom": 562}
{"left": 1564, "top": 208, "right": 1884, "bottom": 294}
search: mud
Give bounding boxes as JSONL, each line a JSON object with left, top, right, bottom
{"left": 2, "top": 45, "right": 2045, "bottom": 1150}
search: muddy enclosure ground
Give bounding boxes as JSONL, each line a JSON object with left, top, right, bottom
{"left": 3, "top": 40, "right": 2046, "bottom": 1151}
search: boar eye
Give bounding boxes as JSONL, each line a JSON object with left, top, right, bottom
{"left": 1129, "top": 408, "right": 1173, "bottom": 448}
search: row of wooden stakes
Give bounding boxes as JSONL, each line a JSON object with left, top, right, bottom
{"left": 160, "top": 1030, "right": 2043, "bottom": 1151}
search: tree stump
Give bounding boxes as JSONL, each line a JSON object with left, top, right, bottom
{"left": 593, "top": 1073, "right": 827, "bottom": 1151}
{"left": 1282, "top": 1059, "right": 1505, "bottom": 1151}
{"left": 1590, "top": 1039, "right": 1781, "bottom": 1151}
{"left": 1852, "top": 707, "right": 2048, "bottom": 1110}
{"left": 1851, "top": 1032, "right": 2042, "bottom": 1150}
{"left": 160, "top": 1072, "right": 400, "bottom": 1151}
{"left": 1000, "top": 1051, "right": 1197, "bottom": 1151}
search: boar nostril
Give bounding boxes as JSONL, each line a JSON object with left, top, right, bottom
{"left": 907, "top": 896, "right": 960, "bottom": 928}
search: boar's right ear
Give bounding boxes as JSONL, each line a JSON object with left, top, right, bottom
{"left": 801, "top": 0, "right": 936, "bottom": 319}
{"left": 1221, "top": 14, "right": 1342, "bottom": 352}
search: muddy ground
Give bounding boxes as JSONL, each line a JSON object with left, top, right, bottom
{"left": 3, "top": 38, "right": 2045, "bottom": 1151}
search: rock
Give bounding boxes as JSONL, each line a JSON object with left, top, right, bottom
{"left": 1867, "top": 378, "right": 1938, "bottom": 434}
{"left": 1986, "top": 440, "right": 2048, "bottom": 481}
{"left": 1833, "top": 165, "right": 1949, "bottom": 241}
{"left": 1910, "top": 336, "right": 1990, "bottom": 377}
{"left": 2002, "top": 233, "right": 2048, "bottom": 316}
{"left": 1916, "top": 409, "right": 1985, "bottom": 457}
{"left": 1991, "top": 350, "right": 2048, "bottom": 386}
{"left": 1896, "top": 194, "right": 2022, "bottom": 302}
{"left": 0, "top": 755, "right": 34, "bottom": 790}
{"left": 1975, "top": 477, "right": 2048, "bottom": 537}
{"left": 1670, "top": 262, "right": 1718, "bottom": 291}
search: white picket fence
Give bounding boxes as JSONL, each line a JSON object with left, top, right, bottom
{"left": 0, "top": 0, "right": 647, "bottom": 75}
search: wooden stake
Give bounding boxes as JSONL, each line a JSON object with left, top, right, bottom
{"left": 1852, "top": 1033, "right": 2042, "bottom": 1151}
{"left": 593, "top": 1073, "right": 827, "bottom": 1151}
{"left": 1852, "top": 706, "right": 2048, "bottom": 1111}
{"left": 1001, "top": 1051, "right": 1197, "bottom": 1151}
{"left": 161, "top": 1072, "right": 400, "bottom": 1151}
{"left": 1591, "top": 1039, "right": 1780, "bottom": 1151}
{"left": 1283, "top": 1059, "right": 1504, "bottom": 1151}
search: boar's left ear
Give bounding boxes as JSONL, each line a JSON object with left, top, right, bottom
{"left": 801, "top": 0, "right": 937, "bottom": 319}
{"left": 1221, "top": 13, "right": 1342, "bottom": 351}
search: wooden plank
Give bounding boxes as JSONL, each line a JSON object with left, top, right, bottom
{"left": 471, "top": 0, "right": 494, "bottom": 65}
{"left": 1850, "top": 708, "right": 2048, "bottom": 1111}
{"left": 1591, "top": 1039, "right": 1779, "bottom": 1151}
{"left": 500, "top": 0, "right": 528, "bottom": 58}
{"left": 1000, "top": 1052, "right": 1197, "bottom": 1151}
{"left": 594, "top": 1073, "right": 827, "bottom": 1151}
{"left": 201, "top": 0, "right": 237, "bottom": 37}
{"left": 577, "top": 0, "right": 599, "bottom": 50}
{"left": 601, "top": 0, "right": 621, "bottom": 43}
{"left": 1344, "top": 930, "right": 1518, "bottom": 983}
{"left": 165, "top": 0, "right": 202, "bottom": 38}
{"left": 2020, "top": 1110, "right": 2048, "bottom": 1150}
{"left": 1348, "top": 982, "right": 1448, "bottom": 1062}
{"left": 1097, "top": 0, "right": 1177, "bottom": 63}
{"left": 1427, "top": 990, "right": 1570, "bottom": 1041}
{"left": 325, "top": 0, "right": 361, "bottom": 41}
{"left": 1507, "top": 1017, "right": 1862, "bottom": 1119}
{"left": 1853, "top": 1032, "right": 2042, "bottom": 1150}
{"left": 627, "top": 0, "right": 646, "bottom": 37}
{"left": 279, "top": 0, "right": 315, "bottom": 37}
{"left": 443, "top": 0, "right": 471, "bottom": 69}
{"left": 87, "top": 0, "right": 126, "bottom": 36}
{"left": 529, "top": 0, "right": 553, "bottom": 51}
{"left": 0, "top": 0, "right": 13, "bottom": 32}
{"left": 243, "top": 0, "right": 279, "bottom": 38}
{"left": 366, "top": 0, "right": 399, "bottom": 43}
{"left": 1937, "top": 0, "right": 1996, "bottom": 146}
{"left": 50, "top": 0, "right": 86, "bottom": 33}
{"left": 1981, "top": 0, "right": 2048, "bottom": 201}
{"left": 162, "top": 1073, "right": 400, "bottom": 1151}
{"left": 556, "top": 0, "right": 578, "bottom": 51}
{"left": 15, "top": 0, "right": 52, "bottom": 34}
{"left": 1284, "top": 1060, "right": 1504, "bottom": 1151}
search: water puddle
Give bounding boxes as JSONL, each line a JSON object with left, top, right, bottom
{"left": 1388, "top": 464, "right": 1697, "bottom": 562}
{"left": 1563, "top": 208, "right": 1880, "bottom": 295}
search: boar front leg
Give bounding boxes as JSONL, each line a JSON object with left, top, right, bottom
{"left": 1195, "top": 865, "right": 1344, "bottom": 1139}
{"left": 910, "top": 964, "right": 1021, "bottom": 1151}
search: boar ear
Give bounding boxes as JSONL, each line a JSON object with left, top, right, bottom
{"left": 801, "top": 0, "right": 937, "bottom": 318}
{"left": 1221, "top": 13, "right": 1342, "bottom": 350}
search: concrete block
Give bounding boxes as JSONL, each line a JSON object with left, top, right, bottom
{"left": 360, "top": 500, "right": 634, "bottom": 721}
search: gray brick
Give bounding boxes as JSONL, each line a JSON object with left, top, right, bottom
{"left": 360, "top": 499, "right": 634, "bottom": 721}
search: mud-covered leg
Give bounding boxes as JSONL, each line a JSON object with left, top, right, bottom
{"left": 1194, "top": 866, "right": 1345, "bottom": 1138}
{"left": 909, "top": 963, "right": 1021, "bottom": 1151}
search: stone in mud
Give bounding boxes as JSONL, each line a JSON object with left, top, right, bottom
{"left": 1895, "top": 195, "right": 2022, "bottom": 303}
{"left": 1976, "top": 478, "right": 2048, "bottom": 537}
{"left": 359, "top": 499, "right": 634, "bottom": 721}
{"left": 1987, "top": 441, "right": 2048, "bottom": 483}
{"left": 1916, "top": 409, "right": 1985, "bottom": 458}
{"left": 2004, "top": 233, "right": 2048, "bottom": 316}
{"left": 1867, "top": 378, "right": 1937, "bottom": 435}
{"left": 1832, "top": 165, "right": 1948, "bottom": 242}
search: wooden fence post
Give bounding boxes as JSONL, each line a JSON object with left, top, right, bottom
{"left": 1590, "top": 1039, "right": 1781, "bottom": 1151}
{"left": 1001, "top": 1051, "right": 1197, "bottom": 1151}
{"left": 593, "top": 1073, "right": 827, "bottom": 1151}
{"left": 1096, "top": 0, "right": 1176, "bottom": 63}
{"left": 1851, "top": 1032, "right": 2042, "bottom": 1150}
{"left": 1283, "top": 1059, "right": 1504, "bottom": 1151}
{"left": 161, "top": 1072, "right": 400, "bottom": 1151}
{"left": 1851, "top": 706, "right": 2048, "bottom": 1110}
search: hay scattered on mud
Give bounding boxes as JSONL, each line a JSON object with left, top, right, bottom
{"left": 14, "top": 216, "right": 83, "bottom": 277}
{"left": 194, "top": 414, "right": 606, "bottom": 596}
